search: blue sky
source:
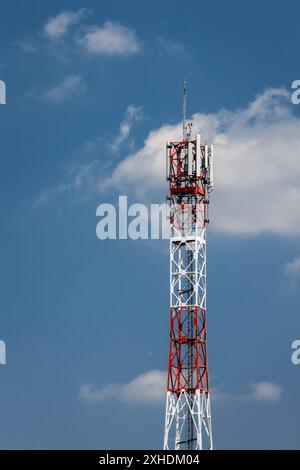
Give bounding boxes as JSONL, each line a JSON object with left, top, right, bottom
{"left": 0, "top": 0, "right": 300, "bottom": 449}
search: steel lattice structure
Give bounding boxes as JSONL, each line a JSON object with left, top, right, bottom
{"left": 163, "top": 85, "right": 214, "bottom": 450}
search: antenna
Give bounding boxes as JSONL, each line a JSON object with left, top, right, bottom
{"left": 182, "top": 80, "right": 192, "bottom": 141}
{"left": 182, "top": 79, "right": 187, "bottom": 140}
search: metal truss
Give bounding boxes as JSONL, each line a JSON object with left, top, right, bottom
{"left": 163, "top": 135, "right": 214, "bottom": 450}
{"left": 164, "top": 389, "right": 213, "bottom": 450}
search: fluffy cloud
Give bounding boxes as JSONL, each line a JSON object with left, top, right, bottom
{"left": 157, "top": 38, "right": 189, "bottom": 59}
{"left": 31, "top": 184, "right": 70, "bottom": 209}
{"left": 251, "top": 382, "right": 283, "bottom": 402}
{"left": 79, "top": 370, "right": 166, "bottom": 405}
{"left": 15, "top": 40, "right": 37, "bottom": 53}
{"left": 44, "top": 75, "right": 85, "bottom": 103}
{"left": 80, "top": 370, "right": 282, "bottom": 407}
{"left": 102, "top": 87, "right": 300, "bottom": 236}
{"left": 283, "top": 256, "right": 300, "bottom": 276}
{"left": 110, "top": 105, "right": 143, "bottom": 153}
{"left": 33, "top": 87, "right": 300, "bottom": 238}
{"left": 213, "top": 381, "right": 283, "bottom": 403}
{"left": 31, "top": 103, "right": 143, "bottom": 208}
{"left": 78, "top": 21, "right": 141, "bottom": 55}
{"left": 43, "top": 8, "right": 89, "bottom": 39}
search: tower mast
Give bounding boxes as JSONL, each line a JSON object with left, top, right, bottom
{"left": 182, "top": 79, "right": 187, "bottom": 140}
{"left": 163, "top": 83, "right": 214, "bottom": 450}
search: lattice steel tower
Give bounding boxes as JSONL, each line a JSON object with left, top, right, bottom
{"left": 163, "top": 82, "right": 214, "bottom": 450}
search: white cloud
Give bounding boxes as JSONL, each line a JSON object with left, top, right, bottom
{"left": 79, "top": 383, "right": 120, "bottom": 403}
{"left": 120, "top": 369, "right": 166, "bottom": 404}
{"left": 79, "top": 370, "right": 166, "bottom": 405}
{"left": 33, "top": 86, "right": 300, "bottom": 237}
{"left": 213, "top": 381, "right": 283, "bottom": 403}
{"left": 44, "top": 8, "right": 89, "bottom": 39}
{"left": 31, "top": 184, "right": 70, "bottom": 209}
{"left": 15, "top": 40, "right": 37, "bottom": 53}
{"left": 78, "top": 21, "right": 141, "bottom": 55}
{"left": 157, "top": 38, "right": 189, "bottom": 58}
{"left": 251, "top": 382, "right": 283, "bottom": 402}
{"left": 31, "top": 104, "right": 143, "bottom": 208}
{"left": 44, "top": 75, "right": 85, "bottom": 103}
{"left": 102, "top": 87, "right": 300, "bottom": 236}
{"left": 283, "top": 256, "right": 300, "bottom": 276}
{"left": 110, "top": 105, "right": 143, "bottom": 153}
{"left": 80, "top": 372, "right": 282, "bottom": 407}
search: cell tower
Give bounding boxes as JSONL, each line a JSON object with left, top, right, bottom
{"left": 163, "top": 82, "right": 214, "bottom": 450}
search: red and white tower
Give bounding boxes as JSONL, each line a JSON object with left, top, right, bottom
{"left": 163, "top": 83, "right": 214, "bottom": 450}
